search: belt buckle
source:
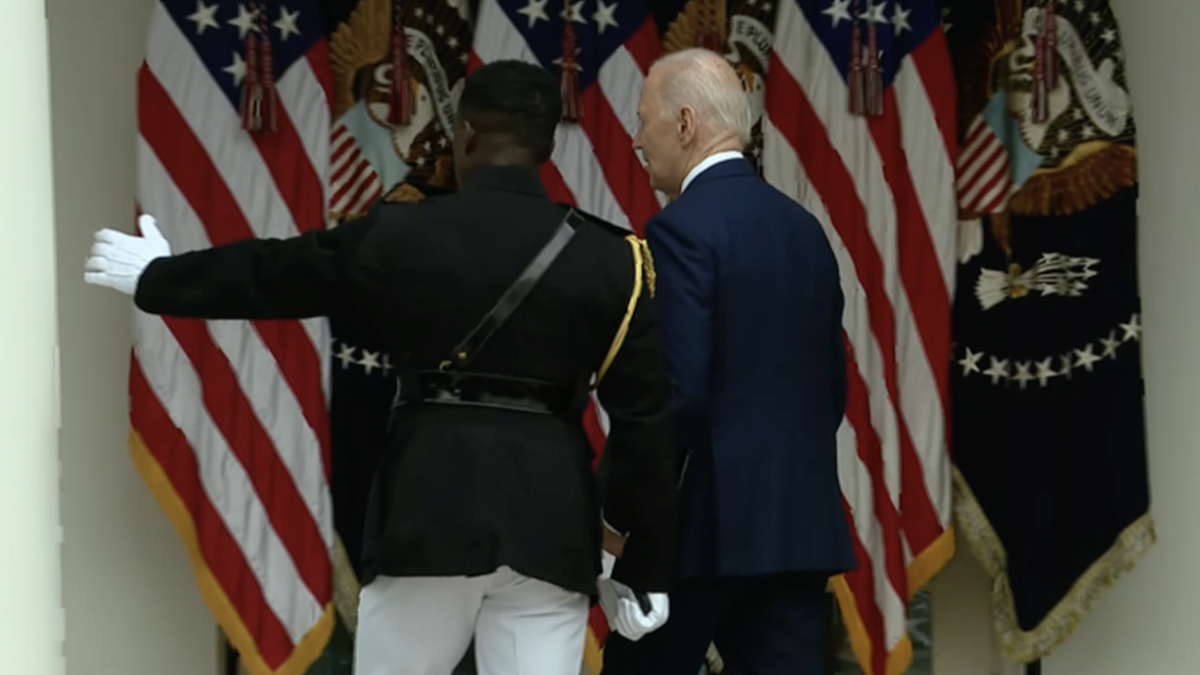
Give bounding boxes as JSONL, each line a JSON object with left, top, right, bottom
{"left": 429, "top": 388, "right": 463, "bottom": 404}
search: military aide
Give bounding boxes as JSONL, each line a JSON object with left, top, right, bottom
{"left": 83, "top": 61, "right": 679, "bottom": 675}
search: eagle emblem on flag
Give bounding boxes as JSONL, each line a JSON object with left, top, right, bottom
{"left": 327, "top": 0, "right": 471, "bottom": 219}
{"left": 954, "top": 0, "right": 1136, "bottom": 229}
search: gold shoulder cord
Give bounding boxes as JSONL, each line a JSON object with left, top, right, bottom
{"left": 593, "top": 235, "right": 655, "bottom": 389}
{"left": 635, "top": 237, "right": 656, "bottom": 297}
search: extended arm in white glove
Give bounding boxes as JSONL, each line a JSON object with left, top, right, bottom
{"left": 83, "top": 214, "right": 172, "bottom": 296}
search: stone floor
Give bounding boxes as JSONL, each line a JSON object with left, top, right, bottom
{"left": 833, "top": 590, "right": 933, "bottom": 675}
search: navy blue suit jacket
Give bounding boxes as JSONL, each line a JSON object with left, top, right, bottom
{"left": 647, "top": 158, "right": 856, "bottom": 578}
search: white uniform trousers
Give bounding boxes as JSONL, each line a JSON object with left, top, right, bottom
{"left": 355, "top": 565, "right": 589, "bottom": 675}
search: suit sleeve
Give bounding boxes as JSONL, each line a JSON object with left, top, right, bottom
{"left": 831, "top": 283, "right": 848, "bottom": 424}
{"left": 645, "top": 213, "right": 716, "bottom": 452}
{"left": 134, "top": 215, "right": 378, "bottom": 320}
{"left": 594, "top": 254, "right": 679, "bottom": 593}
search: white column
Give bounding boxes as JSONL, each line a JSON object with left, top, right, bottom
{"left": 0, "top": 1, "right": 64, "bottom": 674}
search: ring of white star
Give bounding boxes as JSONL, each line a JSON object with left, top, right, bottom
{"left": 955, "top": 313, "right": 1142, "bottom": 390}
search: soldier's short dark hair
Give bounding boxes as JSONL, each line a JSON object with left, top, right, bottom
{"left": 458, "top": 60, "right": 561, "bottom": 164}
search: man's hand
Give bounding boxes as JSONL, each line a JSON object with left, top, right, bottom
{"left": 597, "top": 576, "right": 669, "bottom": 642}
{"left": 602, "top": 520, "right": 627, "bottom": 558}
{"left": 84, "top": 214, "right": 171, "bottom": 296}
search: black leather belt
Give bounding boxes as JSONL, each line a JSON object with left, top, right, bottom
{"left": 392, "top": 208, "right": 583, "bottom": 417}
{"left": 395, "top": 371, "right": 575, "bottom": 416}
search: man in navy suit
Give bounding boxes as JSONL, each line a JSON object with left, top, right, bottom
{"left": 600, "top": 48, "right": 857, "bottom": 675}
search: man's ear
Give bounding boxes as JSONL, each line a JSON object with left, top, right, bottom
{"left": 678, "top": 106, "right": 697, "bottom": 143}
{"left": 462, "top": 120, "right": 478, "bottom": 153}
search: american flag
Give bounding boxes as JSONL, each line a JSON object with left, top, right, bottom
{"left": 129, "top": 2, "right": 336, "bottom": 674}
{"left": 469, "top": 0, "right": 663, "bottom": 670}
{"left": 955, "top": 91, "right": 1046, "bottom": 216}
{"left": 329, "top": 120, "right": 388, "bottom": 219}
{"left": 956, "top": 104, "right": 1016, "bottom": 216}
{"left": 762, "top": 0, "right": 957, "bottom": 673}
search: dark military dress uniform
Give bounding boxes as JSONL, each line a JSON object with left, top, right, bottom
{"left": 132, "top": 165, "right": 679, "bottom": 603}
{"left": 327, "top": 176, "right": 458, "bottom": 585}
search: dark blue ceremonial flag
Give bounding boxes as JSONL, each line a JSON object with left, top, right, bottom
{"left": 944, "top": 0, "right": 1154, "bottom": 663}
{"left": 329, "top": 316, "right": 396, "bottom": 578}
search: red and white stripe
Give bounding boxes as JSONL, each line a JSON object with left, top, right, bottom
{"left": 763, "top": 2, "right": 956, "bottom": 674}
{"left": 956, "top": 114, "right": 1015, "bottom": 215}
{"left": 131, "top": 4, "right": 335, "bottom": 674}
{"left": 329, "top": 120, "right": 385, "bottom": 220}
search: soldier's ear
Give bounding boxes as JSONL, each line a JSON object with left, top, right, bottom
{"left": 461, "top": 120, "right": 477, "bottom": 153}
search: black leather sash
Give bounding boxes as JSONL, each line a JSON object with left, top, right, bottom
{"left": 394, "top": 209, "right": 583, "bottom": 415}
{"left": 441, "top": 209, "right": 583, "bottom": 371}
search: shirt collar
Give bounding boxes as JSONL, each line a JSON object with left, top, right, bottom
{"left": 459, "top": 165, "right": 547, "bottom": 198}
{"left": 680, "top": 151, "right": 746, "bottom": 194}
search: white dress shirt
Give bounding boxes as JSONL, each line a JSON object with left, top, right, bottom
{"left": 680, "top": 150, "right": 746, "bottom": 195}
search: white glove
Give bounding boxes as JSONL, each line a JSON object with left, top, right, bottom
{"left": 597, "top": 576, "right": 669, "bottom": 642}
{"left": 84, "top": 214, "right": 171, "bottom": 296}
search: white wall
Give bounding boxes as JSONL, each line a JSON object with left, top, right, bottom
{"left": 1, "top": 3, "right": 65, "bottom": 674}
{"left": 931, "top": 554, "right": 1016, "bottom": 675}
{"left": 43, "top": 0, "right": 1198, "bottom": 674}
{"left": 48, "top": 0, "right": 221, "bottom": 673}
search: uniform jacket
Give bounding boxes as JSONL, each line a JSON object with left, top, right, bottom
{"left": 329, "top": 178, "right": 458, "bottom": 580}
{"left": 134, "top": 165, "right": 679, "bottom": 594}
{"left": 646, "top": 157, "right": 856, "bottom": 578}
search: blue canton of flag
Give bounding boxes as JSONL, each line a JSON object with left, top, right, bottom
{"left": 498, "top": 0, "right": 651, "bottom": 90}
{"left": 803, "top": 0, "right": 940, "bottom": 87}
{"left": 165, "top": 0, "right": 325, "bottom": 111}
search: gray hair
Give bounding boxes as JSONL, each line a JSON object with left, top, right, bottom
{"left": 650, "top": 48, "right": 753, "bottom": 148}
